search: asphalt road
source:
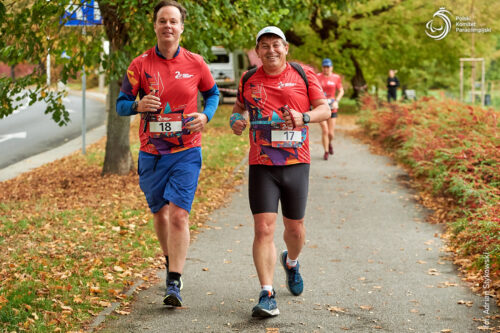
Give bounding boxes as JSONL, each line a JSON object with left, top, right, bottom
{"left": 101, "top": 123, "right": 498, "bottom": 333}
{"left": 0, "top": 91, "right": 106, "bottom": 169}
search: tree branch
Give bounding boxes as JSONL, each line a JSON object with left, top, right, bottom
{"left": 351, "top": 0, "right": 405, "bottom": 20}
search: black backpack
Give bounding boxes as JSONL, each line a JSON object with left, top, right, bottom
{"left": 240, "top": 62, "right": 309, "bottom": 99}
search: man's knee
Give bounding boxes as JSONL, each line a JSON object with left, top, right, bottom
{"left": 284, "top": 220, "right": 305, "bottom": 238}
{"left": 169, "top": 205, "right": 189, "bottom": 229}
{"left": 254, "top": 217, "right": 276, "bottom": 241}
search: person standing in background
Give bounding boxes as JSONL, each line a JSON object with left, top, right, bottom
{"left": 387, "top": 69, "right": 400, "bottom": 102}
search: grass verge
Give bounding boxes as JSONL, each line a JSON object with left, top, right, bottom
{"left": 0, "top": 105, "right": 248, "bottom": 332}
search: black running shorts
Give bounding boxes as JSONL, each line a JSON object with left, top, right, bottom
{"left": 248, "top": 163, "right": 310, "bottom": 220}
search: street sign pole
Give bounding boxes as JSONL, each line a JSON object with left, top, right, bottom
{"left": 82, "top": 21, "right": 86, "bottom": 154}
{"left": 62, "top": 0, "right": 103, "bottom": 155}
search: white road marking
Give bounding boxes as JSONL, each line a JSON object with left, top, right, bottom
{"left": 0, "top": 131, "right": 27, "bottom": 143}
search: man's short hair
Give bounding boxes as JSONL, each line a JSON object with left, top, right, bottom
{"left": 154, "top": 0, "right": 187, "bottom": 23}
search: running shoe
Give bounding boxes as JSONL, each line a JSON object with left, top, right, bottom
{"left": 280, "top": 250, "right": 303, "bottom": 296}
{"left": 165, "top": 264, "right": 183, "bottom": 290}
{"left": 328, "top": 143, "right": 334, "bottom": 155}
{"left": 163, "top": 280, "right": 183, "bottom": 307}
{"left": 323, "top": 152, "right": 329, "bottom": 160}
{"left": 252, "top": 289, "right": 279, "bottom": 317}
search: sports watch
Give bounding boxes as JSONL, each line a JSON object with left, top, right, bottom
{"left": 302, "top": 113, "right": 310, "bottom": 125}
{"left": 132, "top": 101, "right": 139, "bottom": 112}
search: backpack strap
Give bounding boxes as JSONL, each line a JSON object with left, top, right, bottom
{"left": 240, "top": 67, "right": 258, "bottom": 100}
{"left": 240, "top": 62, "right": 309, "bottom": 99}
{"left": 289, "top": 62, "right": 309, "bottom": 95}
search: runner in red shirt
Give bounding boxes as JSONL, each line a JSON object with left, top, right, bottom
{"left": 230, "top": 26, "right": 330, "bottom": 318}
{"left": 317, "top": 58, "right": 344, "bottom": 160}
{"left": 116, "top": 0, "right": 219, "bottom": 307}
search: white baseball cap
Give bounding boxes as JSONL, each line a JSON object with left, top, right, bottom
{"left": 256, "top": 26, "right": 287, "bottom": 45}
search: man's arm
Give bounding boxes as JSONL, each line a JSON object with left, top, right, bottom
{"left": 230, "top": 99, "right": 249, "bottom": 136}
{"left": 184, "top": 84, "right": 220, "bottom": 133}
{"left": 336, "top": 87, "right": 344, "bottom": 102}
{"left": 283, "top": 98, "right": 330, "bottom": 128}
{"left": 333, "top": 87, "right": 344, "bottom": 109}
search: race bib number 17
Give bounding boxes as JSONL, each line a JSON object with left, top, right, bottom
{"left": 271, "top": 130, "right": 302, "bottom": 148}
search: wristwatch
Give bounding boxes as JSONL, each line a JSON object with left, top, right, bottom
{"left": 132, "top": 101, "right": 139, "bottom": 112}
{"left": 302, "top": 113, "right": 310, "bottom": 125}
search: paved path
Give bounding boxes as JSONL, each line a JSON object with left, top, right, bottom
{"left": 101, "top": 122, "right": 497, "bottom": 332}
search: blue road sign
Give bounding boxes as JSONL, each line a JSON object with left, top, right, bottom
{"left": 62, "top": 0, "right": 102, "bottom": 26}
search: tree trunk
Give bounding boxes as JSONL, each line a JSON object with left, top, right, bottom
{"left": 350, "top": 54, "right": 367, "bottom": 99}
{"left": 100, "top": 4, "right": 133, "bottom": 176}
{"left": 102, "top": 78, "right": 134, "bottom": 175}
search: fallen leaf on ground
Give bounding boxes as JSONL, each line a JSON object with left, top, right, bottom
{"left": 328, "top": 306, "right": 347, "bottom": 313}
{"left": 115, "top": 310, "right": 130, "bottom": 315}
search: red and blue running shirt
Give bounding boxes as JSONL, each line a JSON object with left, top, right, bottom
{"left": 237, "top": 63, "right": 325, "bottom": 166}
{"left": 317, "top": 72, "right": 342, "bottom": 109}
{"left": 117, "top": 46, "right": 217, "bottom": 155}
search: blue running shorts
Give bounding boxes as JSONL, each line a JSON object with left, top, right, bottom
{"left": 138, "top": 148, "right": 202, "bottom": 213}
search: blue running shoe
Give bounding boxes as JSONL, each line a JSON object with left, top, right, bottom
{"left": 163, "top": 280, "right": 183, "bottom": 307}
{"left": 252, "top": 289, "right": 279, "bottom": 317}
{"left": 165, "top": 264, "right": 184, "bottom": 290}
{"left": 280, "top": 250, "right": 303, "bottom": 296}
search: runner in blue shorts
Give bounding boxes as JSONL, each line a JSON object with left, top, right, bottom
{"left": 116, "top": 0, "right": 219, "bottom": 307}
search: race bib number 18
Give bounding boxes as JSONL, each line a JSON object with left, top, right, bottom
{"left": 149, "top": 113, "right": 182, "bottom": 136}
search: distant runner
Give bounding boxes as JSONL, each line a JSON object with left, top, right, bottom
{"left": 116, "top": 0, "right": 219, "bottom": 307}
{"left": 316, "top": 58, "right": 344, "bottom": 160}
{"left": 230, "top": 26, "right": 329, "bottom": 318}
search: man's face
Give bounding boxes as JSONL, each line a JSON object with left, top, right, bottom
{"left": 256, "top": 35, "right": 288, "bottom": 70}
{"left": 389, "top": 70, "right": 395, "bottom": 77}
{"left": 154, "top": 6, "right": 184, "bottom": 45}
{"left": 322, "top": 66, "right": 332, "bottom": 75}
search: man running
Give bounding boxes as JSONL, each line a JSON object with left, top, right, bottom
{"left": 116, "top": 0, "right": 219, "bottom": 307}
{"left": 317, "top": 58, "right": 344, "bottom": 160}
{"left": 230, "top": 26, "right": 330, "bottom": 317}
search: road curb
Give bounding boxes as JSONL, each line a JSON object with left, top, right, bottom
{"left": 87, "top": 279, "right": 145, "bottom": 332}
{"left": 0, "top": 125, "right": 107, "bottom": 182}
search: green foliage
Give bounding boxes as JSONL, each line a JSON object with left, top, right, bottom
{"left": 288, "top": 0, "right": 500, "bottom": 96}
{"left": 0, "top": 0, "right": 304, "bottom": 122}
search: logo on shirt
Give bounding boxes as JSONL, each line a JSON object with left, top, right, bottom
{"left": 175, "top": 71, "right": 194, "bottom": 79}
{"left": 278, "top": 82, "right": 297, "bottom": 89}
{"left": 327, "top": 81, "right": 336, "bottom": 86}
{"left": 250, "top": 83, "right": 267, "bottom": 107}
{"left": 145, "top": 71, "right": 164, "bottom": 98}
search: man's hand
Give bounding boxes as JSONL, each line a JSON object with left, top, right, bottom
{"left": 232, "top": 119, "right": 247, "bottom": 136}
{"left": 332, "top": 101, "right": 339, "bottom": 109}
{"left": 282, "top": 108, "right": 303, "bottom": 128}
{"left": 138, "top": 94, "right": 161, "bottom": 112}
{"left": 184, "top": 113, "right": 208, "bottom": 133}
